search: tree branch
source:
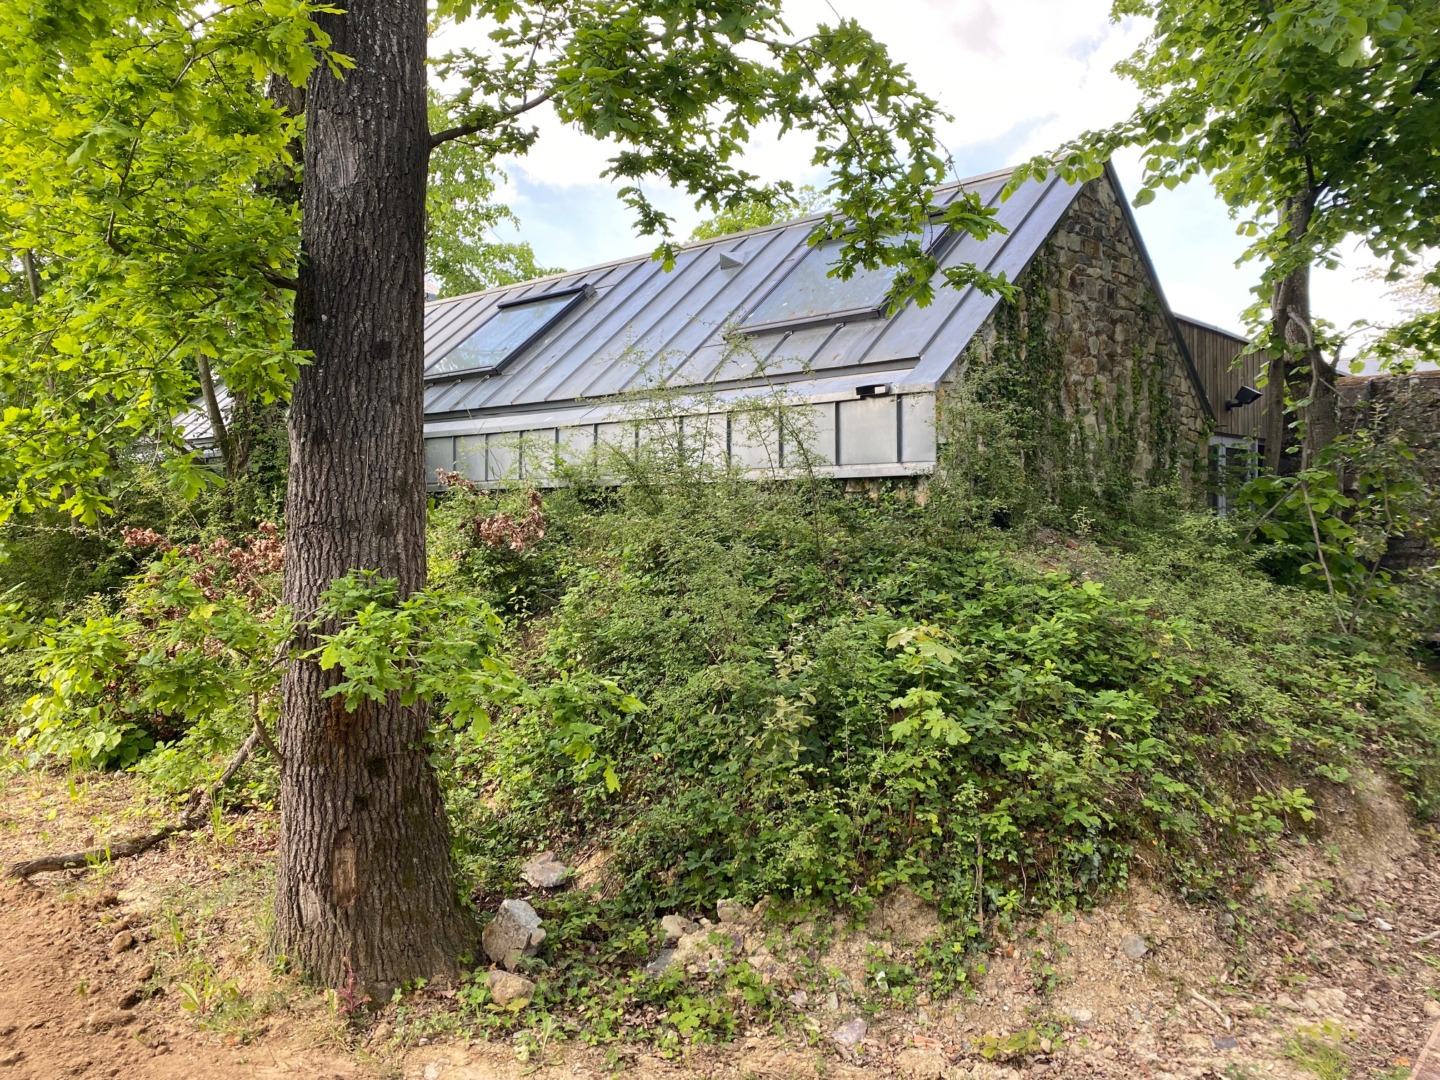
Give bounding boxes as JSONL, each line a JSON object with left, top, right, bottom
{"left": 428, "top": 90, "right": 556, "bottom": 151}
{"left": 195, "top": 352, "right": 231, "bottom": 470}
{"left": 20, "top": 249, "right": 41, "bottom": 304}
{"left": 6, "top": 730, "right": 260, "bottom": 880}
{"left": 260, "top": 268, "right": 299, "bottom": 291}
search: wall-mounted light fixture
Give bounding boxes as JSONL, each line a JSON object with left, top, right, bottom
{"left": 1225, "top": 385, "right": 1263, "bottom": 411}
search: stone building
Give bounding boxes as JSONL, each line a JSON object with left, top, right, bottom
{"left": 1339, "top": 369, "right": 1440, "bottom": 572}
{"left": 387, "top": 165, "right": 1216, "bottom": 497}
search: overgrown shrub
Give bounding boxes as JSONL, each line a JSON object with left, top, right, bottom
{"left": 433, "top": 439, "right": 1439, "bottom": 930}
{"left": 3, "top": 525, "right": 286, "bottom": 787}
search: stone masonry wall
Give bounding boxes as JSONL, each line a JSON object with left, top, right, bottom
{"left": 1338, "top": 370, "right": 1440, "bottom": 572}
{"left": 944, "top": 175, "right": 1211, "bottom": 500}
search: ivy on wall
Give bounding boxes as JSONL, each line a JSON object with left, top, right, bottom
{"left": 941, "top": 208, "right": 1195, "bottom": 520}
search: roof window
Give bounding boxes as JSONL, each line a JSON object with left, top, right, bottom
{"left": 743, "top": 222, "right": 947, "bottom": 331}
{"left": 425, "top": 284, "right": 593, "bottom": 380}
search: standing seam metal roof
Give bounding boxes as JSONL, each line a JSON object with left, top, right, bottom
{"left": 422, "top": 167, "right": 1080, "bottom": 420}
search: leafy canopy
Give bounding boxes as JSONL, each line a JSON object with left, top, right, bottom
{"left": 2, "top": 0, "right": 1017, "bottom": 526}
{"left": 430, "top": 0, "right": 1011, "bottom": 295}
{"left": 1015, "top": 0, "right": 1440, "bottom": 364}
{"left": 0, "top": 0, "right": 338, "bottom": 524}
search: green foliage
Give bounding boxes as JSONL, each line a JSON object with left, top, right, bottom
{"left": 1281, "top": 1020, "right": 1352, "bottom": 1079}
{"left": 1236, "top": 428, "right": 1439, "bottom": 635}
{"left": 435, "top": 454, "right": 1439, "bottom": 930}
{"left": 0, "top": 0, "right": 342, "bottom": 523}
{"left": 430, "top": 0, "right": 1015, "bottom": 302}
{"left": 1016, "top": 0, "right": 1440, "bottom": 367}
{"left": 426, "top": 90, "right": 560, "bottom": 298}
{"left": 3, "top": 526, "right": 286, "bottom": 784}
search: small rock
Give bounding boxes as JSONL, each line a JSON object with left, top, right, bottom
{"left": 485, "top": 970, "right": 535, "bottom": 1008}
{"left": 0, "top": 1050, "right": 21, "bottom": 1068}
{"left": 519, "top": 852, "right": 571, "bottom": 890}
{"left": 895, "top": 1046, "right": 946, "bottom": 1079}
{"left": 1212, "top": 1035, "right": 1239, "bottom": 1050}
{"left": 109, "top": 931, "right": 136, "bottom": 956}
{"left": 1373, "top": 917, "right": 1394, "bottom": 932}
{"left": 747, "top": 951, "right": 777, "bottom": 977}
{"left": 1120, "top": 933, "right": 1147, "bottom": 960}
{"left": 83, "top": 1010, "right": 130, "bottom": 1033}
{"left": 786, "top": 990, "right": 808, "bottom": 1008}
{"left": 916, "top": 1007, "right": 932, "bottom": 1026}
{"left": 115, "top": 988, "right": 143, "bottom": 1010}
{"left": 134, "top": 962, "right": 155, "bottom": 983}
{"left": 1425, "top": 998, "right": 1440, "bottom": 1019}
{"left": 481, "top": 899, "right": 545, "bottom": 971}
{"left": 644, "top": 949, "right": 677, "bottom": 976}
{"left": 659, "top": 914, "right": 696, "bottom": 947}
{"left": 715, "top": 899, "right": 747, "bottom": 925}
{"left": 1068, "top": 1006, "right": 1095, "bottom": 1027}
{"left": 95, "top": 889, "right": 120, "bottom": 908}
{"left": 422, "top": 1061, "right": 448, "bottom": 1080}
{"left": 824, "top": 990, "right": 840, "bottom": 1012}
{"left": 830, "top": 1017, "right": 867, "bottom": 1050}
{"left": 1344, "top": 910, "right": 1367, "bottom": 923}
{"left": 1216, "top": 912, "right": 1236, "bottom": 930}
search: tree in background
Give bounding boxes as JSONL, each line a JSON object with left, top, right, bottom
{"left": 688, "top": 184, "right": 830, "bottom": 242}
{"left": 0, "top": 1, "right": 316, "bottom": 523}
{"left": 2, "top": 0, "right": 1014, "bottom": 993}
{"left": 1019, "top": 0, "right": 1440, "bottom": 472}
{"left": 426, "top": 92, "right": 559, "bottom": 298}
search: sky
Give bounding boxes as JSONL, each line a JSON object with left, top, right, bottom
{"left": 432, "top": 0, "right": 1415, "bottom": 362}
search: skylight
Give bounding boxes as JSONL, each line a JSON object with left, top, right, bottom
{"left": 426, "top": 285, "right": 592, "bottom": 379}
{"left": 745, "top": 223, "right": 945, "bottom": 330}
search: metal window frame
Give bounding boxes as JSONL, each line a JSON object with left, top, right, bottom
{"left": 424, "top": 284, "right": 595, "bottom": 383}
{"left": 740, "top": 220, "right": 958, "bottom": 334}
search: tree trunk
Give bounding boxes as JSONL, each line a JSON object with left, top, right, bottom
{"left": 1263, "top": 192, "right": 1337, "bottom": 474}
{"left": 274, "top": 0, "right": 471, "bottom": 996}
{"left": 195, "top": 353, "right": 232, "bottom": 472}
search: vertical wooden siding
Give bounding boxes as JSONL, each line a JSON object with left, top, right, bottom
{"left": 1176, "top": 317, "right": 1267, "bottom": 437}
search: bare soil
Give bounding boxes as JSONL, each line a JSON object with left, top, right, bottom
{"left": 2, "top": 765, "right": 1438, "bottom": 1079}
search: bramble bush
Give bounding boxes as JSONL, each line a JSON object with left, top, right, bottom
{"left": 431, "top": 428, "right": 1439, "bottom": 932}
{"left": 4, "top": 525, "right": 286, "bottom": 783}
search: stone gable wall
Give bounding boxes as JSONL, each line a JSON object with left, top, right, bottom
{"left": 943, "top": 175, "right": 1211, "bottom": 504}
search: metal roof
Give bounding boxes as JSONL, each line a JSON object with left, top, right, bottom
{"left": 421, "top": 166, "right": 1080, "bottom": 421}
{"left": 181, "top": 164, "right": 1212, "bottom": 454}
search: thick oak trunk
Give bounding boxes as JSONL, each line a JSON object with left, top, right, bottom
{"left": 274, "top": 0, "right": 471, "bottom": 994}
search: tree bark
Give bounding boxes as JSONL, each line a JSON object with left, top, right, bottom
{"left": 1263, "top": 192, "right": 1337, "bottom": 474}
{"left": 195, "top": 353, "right": 232, "bottom": 472}
{"left": 274, "top": 0, "right": 471, "bottom": 995}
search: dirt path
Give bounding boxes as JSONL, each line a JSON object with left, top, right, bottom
{"left": 3, "top": 766, "right": 1440, "bottom": 1079}
{"left": 0, "top": 879, "right": 365, "bottom": 1079}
